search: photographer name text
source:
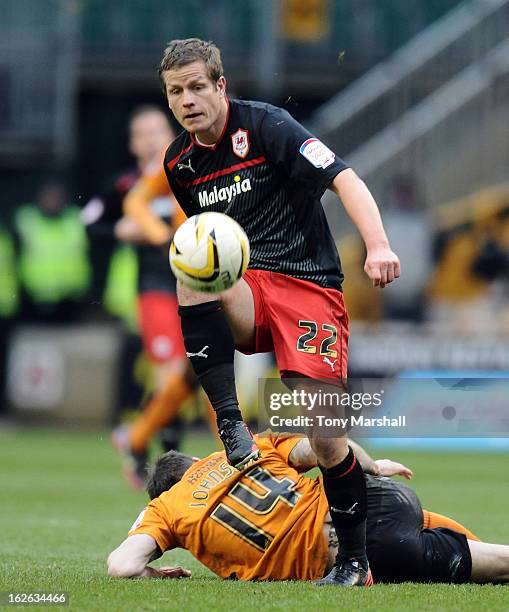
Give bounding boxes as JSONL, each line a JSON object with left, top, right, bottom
{"left": 269, "top": 414, "right": 406, "bottom": 428}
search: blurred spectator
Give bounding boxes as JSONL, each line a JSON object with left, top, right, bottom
{"left": 0, "top": 216, "right": 18, "bottom": 320}
{"left": 80, "top": 165, "right": 138, "bottom": 327}
{"left": 470, "top": 192, "right": 509, "bottom": 331}
{"left": 427, "top": 185, "right": 509, "bottom": 332}
{"left": 471, "top": 195, "right": 509, "bottom": 283}
{"left": 13, "top": 180, "right": 91, "bottom": 323}
{"left": 381, "top": 173, "right": 431, "bottom": 320}
{"left": 0, "top": 216, "right": 18, "bottom": 412}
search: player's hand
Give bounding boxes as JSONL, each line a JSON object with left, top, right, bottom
{"left": 156, "top": 566, "right": 192, "bottom": 579}
{"left": 364, "top": 246, "right": 401, "bottom": 288}
{"left": 114, "top": 215, "right": 148, "bottom": 243}
{"left": 375, "top": 459, "right": 413, "bottom": 479}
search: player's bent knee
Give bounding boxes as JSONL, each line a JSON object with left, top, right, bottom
{"left": 219, "top": 277, "right": 250, "bottom": 304}
{"left": 217, "top": 278, "right": 256, "bottom": 346}
{"left": 218, "top": 278, "right": 254, "bottom": 321}
{"left": 309, "top": 437, "right": 348, "bottom": 467}
{"left": 177, "top": 280, "right": 216, "bottom": 306}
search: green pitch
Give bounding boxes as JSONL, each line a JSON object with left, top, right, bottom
{"left": 0, "top": 428, "right": 507, "bottom": 611}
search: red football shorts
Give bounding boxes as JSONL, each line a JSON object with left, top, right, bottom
{"left": 138, "top": 292, "right": 186, "bottom": 364}
{"left": 242, "top": 270, "right": 349, "bottom": 381}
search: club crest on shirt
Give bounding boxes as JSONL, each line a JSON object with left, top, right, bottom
{"left": 299, "top": 137, "right": 335, "bottom": 169}
{"left": 231, "top": 128, "right": 250, "bottom": 159}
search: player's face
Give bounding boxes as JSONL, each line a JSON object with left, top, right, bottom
{"left": 162, "top": 61, "right": 227, "bottom": 144}
{"left": 129, "top": 111, "right": 173, "bottom": 166}
{"left": 37, "top": 184, "right": 66, "bottom": 216}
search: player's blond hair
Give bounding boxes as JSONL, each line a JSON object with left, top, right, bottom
{"left": 158, "top": 38, "right": 224, "bottom": 94}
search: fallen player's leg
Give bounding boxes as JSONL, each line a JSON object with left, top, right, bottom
{"left": 468, "top": 540, "right": 509, "bottom": 583}
{"left": 423, "top": 510, "right": 481, "bottom": 541}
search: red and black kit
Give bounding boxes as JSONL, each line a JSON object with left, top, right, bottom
{"left": 164, "top": 99, "right": 347, "bottom": 291}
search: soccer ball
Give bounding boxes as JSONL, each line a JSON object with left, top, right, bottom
{"left": 169, "top": 212, "right": 250, "bottom": 293}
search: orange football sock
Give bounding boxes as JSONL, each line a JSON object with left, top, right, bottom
{"left": 129, "top": 372, "right": 192, "bottom": 454}
{"left": 422, "top": 510, "right": 481, "bottom": 541}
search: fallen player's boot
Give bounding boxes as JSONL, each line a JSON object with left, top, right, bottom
{"left": 218, "top": 419, "right": 260, "bottom": 470}
{"left": 316, "top": 555, "right": 373, "bottom": 587}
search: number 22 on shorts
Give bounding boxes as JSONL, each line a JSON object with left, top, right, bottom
{"left": 296, "top": 320, "right": 337, "bottom": 357}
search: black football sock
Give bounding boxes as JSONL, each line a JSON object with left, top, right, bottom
{"left": 179, "top": 301, "right": 242, "bottom": 426}
{"left": 319, "top": 446, "right": 368, "bottom": 564}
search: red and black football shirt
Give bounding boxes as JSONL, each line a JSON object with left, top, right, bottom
{"left": 164, "top": 98, "right": 347, "bottom": 290}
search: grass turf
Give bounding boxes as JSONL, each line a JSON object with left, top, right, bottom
{"left": 0, "top": 427, "right": 507, "bottom": 611}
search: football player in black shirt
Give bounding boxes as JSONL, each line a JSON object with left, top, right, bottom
{"left": 129, "top": 38, "right": 401, "bottom": 586}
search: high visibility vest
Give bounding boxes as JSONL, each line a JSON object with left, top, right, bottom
{"left": 15, "top": 205, "right": 91, "bottom": 303}
{"left": 103, "top": 244, "right": 139, "bottom": 331}
{"left": 0, "top": 228, "right": 19, "bottom": 317}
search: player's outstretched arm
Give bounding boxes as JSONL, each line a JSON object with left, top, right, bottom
{"left": 107, "top": 534, "right": 191, "bottom": 579}
{"left": 287, "top": 438, "right": 317, "bottom": 471}
{"left": 123, "top": 170, "right": 173, "bottom": 246}
{"left": 347, "top": 441, "right": 412, "bottom": 478}
{"left": 330, "top": 169, "right": 401, "bottom": 288}
{"left": 374, "top": 459, "right": 413, "bottom": 479}
{"left": 114, "top": 215, "right": 149, "bottom": 244}
{"left": 288, "top": 437, "right": 411, "bottom": 477}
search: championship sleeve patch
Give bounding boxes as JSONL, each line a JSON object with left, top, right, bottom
{"left": 129, "top": 507, "right": 147, "bottom": 532}
{"left": 299, "top": 138, "right": 336, "bottom": 169}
